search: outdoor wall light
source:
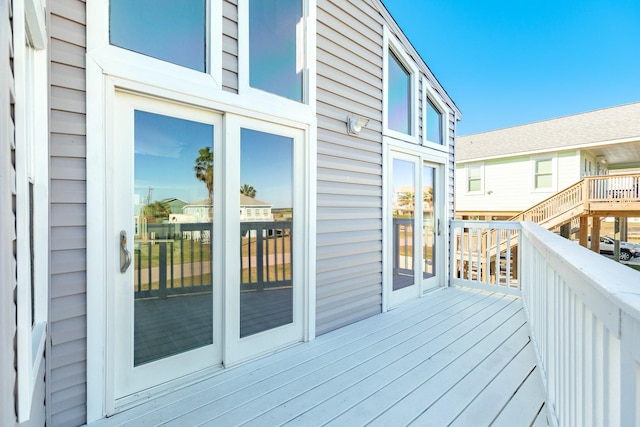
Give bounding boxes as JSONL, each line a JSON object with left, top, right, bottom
{"left": 347, "top": 116, "right": 369, "bottom": 135}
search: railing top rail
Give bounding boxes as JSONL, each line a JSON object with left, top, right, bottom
{"left": 520, "top": 221, "right": 640, "bottom": 323}
{"left": 506, "top": 179, "right": 585, "bottom": 222}
{"left": 451, "top": 219, "right": 522, "bottom": 229}
{"left": 584, "top": 172, "right": 640, "bottom": 180}
{"left": 504, "top": 174, "right": 640, "bottom": 225}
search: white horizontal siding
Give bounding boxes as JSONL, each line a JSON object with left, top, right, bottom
{"left": 316, "top": 1, "right": 382, "bottom": 334}
{"left": 315, "top": 50, "right": 384, "bottom": 337}
{"left": 48, "top": 0, "right": 88, "bottom": 425}
{"left": 222, "top": 0, "right": 238, "bottom": 93}
{"left": 456, "top": 151, "right": 583, "bottom": 215}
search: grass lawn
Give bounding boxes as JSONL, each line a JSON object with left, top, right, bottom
{"left": 135, "top": 239, "right": 211, "bottom": 268}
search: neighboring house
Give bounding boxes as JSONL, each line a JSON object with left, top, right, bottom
{"left": 181, "top": 199, "right": 214, "bottom": 223}
{"left": 456, "top": 102, "right": 640, "bottom": 219}
{"left": 161, "top": 197, "right": 189, "bottom": 214}
{"left": 239, "top": 194, "right": 274, "bottom": 222}
{"left": 1, "top": 1, "right": 461, "bottom": 425}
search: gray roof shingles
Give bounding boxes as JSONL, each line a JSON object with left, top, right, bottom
{"left": 457, "top": 102, "right": 640, "bottom": 161}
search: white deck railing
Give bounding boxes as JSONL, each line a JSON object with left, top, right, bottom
{"left": 450, "top": 220, "right": 522, "bottom": 295}
{"left": 451, "top": 220, "right": 640, "bottom": 426}
{"left": 519, "top": 222, "right": 640, "bottom": 427}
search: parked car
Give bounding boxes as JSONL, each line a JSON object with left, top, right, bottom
{"left": 584, "top": 236, "right": 639, "bottom": 261}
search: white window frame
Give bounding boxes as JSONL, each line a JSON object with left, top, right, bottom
{"left": 383, "top": 27, "right": 419, "bottom": 143}
{"left": 13, "top": 0, "right": 48, "bottom": 422}
{"left": 531, "top": 155, "right": 557, "bottom": 192}
{"left": 87, "top": 0, "right": 224, "bottom": 96}
{"left": 466, "top": 163, "right": 484, "bottom": 195}
{"left": 237, "top": 0, "right": 316, "bottom": 115}
{"left": 422, "top": 77, "right": 449, "bottom": 151}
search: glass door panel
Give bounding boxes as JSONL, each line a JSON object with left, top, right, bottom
{"left": 239, "top": 129, "right": 294, "bottom": 337}
{"left": 422, "top": 164, "right": 436, "bottom": 280}
{"left": 388, "top": 152, "right": 443, "bottom": 308}
{"left": 132, "top": 111, "right": 214, "bottom": 365}
{"left": 392, "top": 158, "right": 416, "bottom": 291}
{"left": 112, "top": 94, "right": 220, "bottom": 403}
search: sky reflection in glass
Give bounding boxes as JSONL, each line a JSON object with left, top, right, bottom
{"left": 134, "top": 111, "right": 214, "bottom": 205}
{"left": 240, "top": 129, "right": 293, "bottom": 209}
{"left": 423, "top": 164, "right": 435, "bottom": 278}
{"left": 249, "top": 0, "right": 303, "bottom": 102}
{"left": 110, "top": 0, "right": 206, "bottom": 72}
{"left": 426, "top": 98, "right": 443, "bottom": 144}
{"left": 388, "top": 50, "right": 411, "bottom": 134}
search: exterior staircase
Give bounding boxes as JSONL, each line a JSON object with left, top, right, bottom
{"left": 454, "top": 173, "right": 640, "bottom": 285}
{"left": 507, "top": 172, "right": 640, "bottom": 230}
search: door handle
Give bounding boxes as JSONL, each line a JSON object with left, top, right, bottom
{"left": 120, "top": 230, "right": 132, "bottom": 273}
{"left": 437, "top": 219, "right": 442, "bottom": 236}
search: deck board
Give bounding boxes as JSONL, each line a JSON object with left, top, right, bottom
{"left": 91, "top": 287, "right": 548, "bottom": 426}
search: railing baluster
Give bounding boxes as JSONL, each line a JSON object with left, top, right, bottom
{"left": 256, "top": 225, "right": 264, "bottom": 291}
{"left": 136, "top": 241, "right": 141, "bottom": 292}
{"left": 170, "top": 240, "right": 174, "bottom": 290}
{"left": 159, "top": 242, "right": 167, "bottom": 299}
{"left": 248, "top": 230, "right": 253, "bottom": 284}
{"left": 180, "top": 237, "right": 185, "bottom": 289}
{"left": 147, "top": 242, "right": 152, "bottom": 293}
{"left": 265, "top": 226, "right": 271, "bottom": 283}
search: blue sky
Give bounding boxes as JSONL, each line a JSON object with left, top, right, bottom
{"left": 382, "top": 0, "right": 640, "bottom": 136}
{"left": 135, "top": 112, "right": 293, "bottom": 207}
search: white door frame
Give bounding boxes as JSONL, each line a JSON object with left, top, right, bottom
{"left": 108, "top": 92, "right": 224, "bottom": 410}
{"left": 223, "top": 115, "right": 307, "bottom": 366}
{"left": 383, "top": 141, "right": 448, "bottom": 311}
{"left": 88, "top": 77, "right": 316, "bottom": 417}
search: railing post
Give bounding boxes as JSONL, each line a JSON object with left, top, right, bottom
{"left": 135, "top": 241, "right": 141, "bottom": 292}
{"left": 481, "top": 230, "right": 487, "bottom": 282}
{"left": 582, "top": 177, "right": 590, "bottom": 211}
{"left": 158, "top": 241, "right": 167, "bottom": 299}
{"left": 169, "top": 241, "right": 174, "bottom": 290}
{"left": 393, "top": 219, "right": 399, "bottom": 276}
{"left": 256, "top": 227, "right": 264, "bottom": 292}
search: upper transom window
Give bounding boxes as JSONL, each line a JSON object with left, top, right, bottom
{"left": 110, "top": 0, "right": 207, "bottom": 72}
{"left": 249, "top": 0, "right": 304, "bottom": 102}
{"left": 387, "top": 49, "right": 412, "bottom": 135}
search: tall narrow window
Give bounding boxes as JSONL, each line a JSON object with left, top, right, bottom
{"left": 426, "top": 98, "right": 443, "bottom": 144}
{"left": 110, "top": 0, "right": 206, "bottom": 71}
{"left": 15, "top": 1, "right": 48, "bottom": 420}
{"left": 388, "top": 50, "right": 411, "bottom": 134}
{"left": 534, "top": 158, "right": 553, "bottom": 189}
{"left": 249, "top": 0, "right": 304, "bottom": 101}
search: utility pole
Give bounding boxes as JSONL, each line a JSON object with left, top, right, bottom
{"left": 145, "top": 186, "right": 153, "bottom": 205}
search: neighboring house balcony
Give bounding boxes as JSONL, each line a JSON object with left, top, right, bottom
{"left": 510, "top": 173, "right": 640, "bottom": 229}
{"left": 92, "top": 220, "right": 640, "bottom": 426}
{"left": 505, "top": 173, "right": 640, "bottom": 255}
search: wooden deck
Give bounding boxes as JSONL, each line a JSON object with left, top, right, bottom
{"left": 93, "top": 287, "right": 549, "bottom": 426}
